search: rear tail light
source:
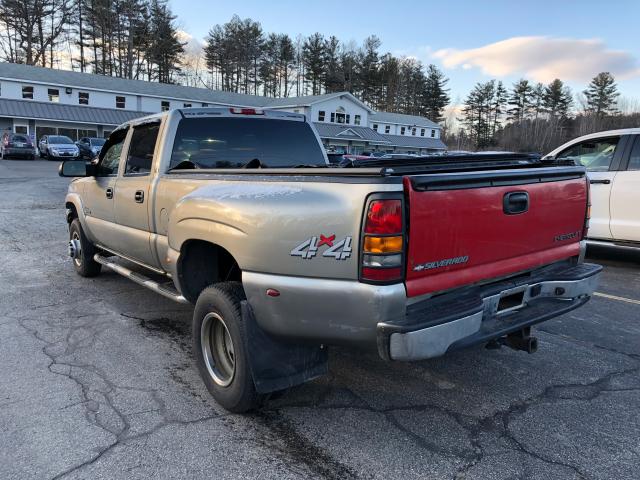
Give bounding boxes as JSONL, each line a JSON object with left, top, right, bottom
{"left": 361, "top": 198, "right": 405, "bottom": 283}
{"left": 230, "top": 108, "right": 264, "bottom": 115}
{"left": 583, "top": 178, "right": 591, "bottom": 239}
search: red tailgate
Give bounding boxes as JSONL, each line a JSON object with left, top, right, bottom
{"left": 403, "top": 172, "right": 587, "bottom": 298}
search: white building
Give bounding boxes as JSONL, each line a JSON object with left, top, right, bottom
{"left": 0, "top": 62, "right": 446, "bottom": 154}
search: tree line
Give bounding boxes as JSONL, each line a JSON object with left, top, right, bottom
{"left": 450, "top": 71, "right": 637, "bottom": 153}
{"left": 0, "top": 0, "right": 184, "bottom": 83}
{"left": 0, "top": 5, "right": 637, "bottom": 153}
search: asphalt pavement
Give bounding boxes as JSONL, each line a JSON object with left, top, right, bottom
{"left": 1, "top": 159, "right": 638, "bottom": 479}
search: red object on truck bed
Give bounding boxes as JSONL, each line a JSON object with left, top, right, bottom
{"left": 403, "top": 168, "right": 587, "bottom": 298}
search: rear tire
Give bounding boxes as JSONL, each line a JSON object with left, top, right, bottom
{"left": 69, "top": 218, "right": 101, "bottom": 277}
{"left": 193, "top": 282, "right": 261, "bottom": 413}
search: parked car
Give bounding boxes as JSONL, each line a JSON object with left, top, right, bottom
{"left": 326, "top": 152, "right": 345, "bottom": 165}
{"left": 59, "top": 107, "right": 601, "bottom": 412}
{"left": 544, "top": 128, "right": 640, "bottom": 247}
{"left": 38, "top": 135, "right": 80, "bottom": 160}
{"left": 1, "top": 132, "right": 35, "bottom": 160}
{"left": 76, "top": 137, "right": 106, "bottom": 160}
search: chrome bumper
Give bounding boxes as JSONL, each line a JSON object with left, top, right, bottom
{"left": 380, "top": 263, "right": 602, "bottom": 361}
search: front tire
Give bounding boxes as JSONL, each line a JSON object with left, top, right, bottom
{"left": 69, "top": 218, "right": 101, "bottom": 277}
{"left": 193, "top": 282, "right": 261, "bottom": 413}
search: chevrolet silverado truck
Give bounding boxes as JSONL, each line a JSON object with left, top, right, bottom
{"left": 59, "top": 108, "right": 602, "bottom": 412}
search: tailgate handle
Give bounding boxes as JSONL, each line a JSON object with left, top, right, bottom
{"left": 503, "top": 191, "right": 529, "bottom": 215}
{"left": 590, "top": 179, "right": 611, "bottom": 185}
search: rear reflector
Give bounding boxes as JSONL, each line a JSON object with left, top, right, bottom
{"left": 230, "top": 108, "right": 264, "bottom": 115}
{"left": 364, "top": 200, "right": 402, "bottom": 234}
{"left": 362, "top": 253, "right": 402, "bottom": 268}
{"left": 361, "top": 267, "right": 402, "bottom": 281}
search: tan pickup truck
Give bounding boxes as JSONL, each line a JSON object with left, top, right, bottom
{"left": 60, "top": 107, "right": 601, "bottom": 412}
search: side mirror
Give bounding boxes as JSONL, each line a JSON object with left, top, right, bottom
{"left": 59, "top": 160, "right": 88, "bottom": 177}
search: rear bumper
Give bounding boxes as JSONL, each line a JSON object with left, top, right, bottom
{"left": 377, "top": 262, "right": 602, "bottom": 361}
{"left": 3, "top": 147, "right": 34, "bottom": 156}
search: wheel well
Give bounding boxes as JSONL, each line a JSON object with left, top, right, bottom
{"left": 65, "top": 202, "right": 78, "bottom": 223}
{"left": 178, "top": 240, "right": 241, "bottom": 303}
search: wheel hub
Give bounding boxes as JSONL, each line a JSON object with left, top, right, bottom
{"left": 201, "top": 312, "right": 236, "bottom": 387}
{"left": 68, "top": 238, "right": 81, "bottom": 259}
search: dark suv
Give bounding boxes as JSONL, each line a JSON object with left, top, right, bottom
{"left": 1, "top": 132, "right": 35, "bottom": 160}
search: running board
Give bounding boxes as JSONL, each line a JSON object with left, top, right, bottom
{"left": 93, "top": 254, "right": 189, "bottom": 304}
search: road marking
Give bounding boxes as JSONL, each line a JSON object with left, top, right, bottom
{"left": 594, "top": 292, "right": 640, "bottom": 305}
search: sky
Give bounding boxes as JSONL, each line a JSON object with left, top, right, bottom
{"left": 170, "top": 0, "right": 640, "bottom": 109}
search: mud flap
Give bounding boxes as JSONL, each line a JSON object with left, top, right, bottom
{"left": 241, "top": 301, "right": 328, "bottom": 394}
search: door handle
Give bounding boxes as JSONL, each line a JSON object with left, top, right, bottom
{"left": 134, "top": 190, "right": 144, "bottom": 203}
{"left": 106, "top": 187, "right": 113, "bottom": 199}
{"left": 503, "top": 191, "right": 529, "bottom": 215}
{"left": 590, "top": 179, "right": 611, "bottom": 184}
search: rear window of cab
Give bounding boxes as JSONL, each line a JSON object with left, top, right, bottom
{"left": 169, "top": 117, "right": 326, "bottom": 169}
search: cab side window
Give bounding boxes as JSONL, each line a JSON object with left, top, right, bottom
{"left": 556, "top": 137, "right": 619, "bottom": 172}
{"left": 125, "top": 123, "right": 160, "bottom": 175}
{"left": 97, "top": 129, "right": 128, "bottom": 176}
{"left": 627, "top": 137, "right": 640, "bottom": 171}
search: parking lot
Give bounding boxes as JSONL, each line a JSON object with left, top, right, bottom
{"left": 1, "top": 159, "right": 638, "bottom": 480}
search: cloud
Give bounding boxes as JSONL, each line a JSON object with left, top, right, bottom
{"left": 176, "top": 30, "right": 204, "bottom": 57}
{"left": 433, "top": 36, "right": 640, "bottom": 83}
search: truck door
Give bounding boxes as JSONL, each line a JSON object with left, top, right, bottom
{"left": 610, "top": 135, "right": 640, "bottom": 242}
{"left": 83, "top": 128, "right": 128, "bottom": 250}
{"left": 556, "top": 135, "right": 624, "bottom": 241}
{"left": 113, "top": 122, "right": 161, "bottom": 267}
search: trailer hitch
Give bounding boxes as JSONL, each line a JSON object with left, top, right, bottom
{"left": 486, "top": 327, "right": 538, "bottom": 354}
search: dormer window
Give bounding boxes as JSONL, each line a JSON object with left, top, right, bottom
{"left": 161, "top": 101, "right": 170, "bottom": 111}
{"left": 116, "top": 96, "right": 126, "bottom": 108}
{"left": 411, "top": 127, "right": 416, "bottom": 136}
{"left": 431, "top": 129, "right": 436, "bottom": 138}
{"left": 335, "top": 106, "right": 346, "bottom": 124}
{"left": 354, "top": 115, "right": 361, "bottom": 125}
{"left": 420, "top": 128, "right": 425, "bottom": 137}
{"left": 384, "top": 125, "right": 390, "bottom": 134}
{"left": 318, "top": 110, "right": 325, "bottom": 122}
{"left": 372, "top": 124, "right": 378, "bottom": 132}
{"left": 400, "top": 126, "right": 406, "bottom": 135}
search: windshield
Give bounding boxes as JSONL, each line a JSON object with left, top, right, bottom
{"left": 49, "top": 136, "right": 74, "bottom": 145}
{"left": 12, "top": 135, "right": 29, "bottom": 143}
{"left": 90, "top": 138, "right": 106, "bottom": 146}
{"left": 169, "top": 117, "right": 326, "bottom": 169}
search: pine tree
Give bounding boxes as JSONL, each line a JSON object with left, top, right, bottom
{"left": 302, "top": 33, "right": 326, "bottom": 95}
{"left": 323, "top": 36, "right": 344, "bottom": 93}
{"left": 507, "top": 79, "right": 533, "bottom": 122}
{"left": 357, "top": 35, "right": 381, "bottom": 104}
{"left": 422, "top": 64, "right": 450, "bottom": 123}
{"left": 147, "top": 0, "right": 184, "bottom": 83}
{"left": 544, "top": 79, "right": 573, "bottom": 118}
{"left": 584, "top": 72, "right": 619, "bottom": 116}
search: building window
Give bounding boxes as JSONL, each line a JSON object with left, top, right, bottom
{"left": 400, "top": 126, "right": 406, "bottom": 135}
{"left": 330, "top": 112, "right": 335, "bottom": 123}
{"left": 420, "top": 128, "right": 425, "bottom": 137}
{"left": 345, "top": 114, "right": 350, "bottom": 124}
{"left": 354, "top": 115, "right": 361, "bottom": 125}
{"left": 183, "top": 103, "right": 192, "bottom": 108}
{"left": 411, "top": 127, "right": 416, "bottom": 136}
{"left": 431, "top": 129, "right": 436, "bottom": 138}
{"left": 372, "top": 124, "right": 378, "bottom": 132}
{"left": 78, "top": 92, "right": 89, "bottom": 105}
{"left": 202, "top": 103, "right": 208, "bottom": 107}
{"left": 22, "top": 86, "right": 34, "bottom": 99}
{"left": 384, "top": 125, "right": 390, "bottom": 134}
{"left": 318, "top": 110, "right": 325, "bottom": 122}
{"left": 161, "top": 101, "right": 170, "bottom": 111}
{"left": 116, "top": 96, "right": 126, "bottom": 109}
{"left": 48, "top": 88, "right": 59, "bottom": 103}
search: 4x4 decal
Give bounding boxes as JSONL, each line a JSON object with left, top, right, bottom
{"left": 291, "top": 235, "right": 352, "bottom": 260}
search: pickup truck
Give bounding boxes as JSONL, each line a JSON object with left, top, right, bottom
{"left": 59, "top": 108, "right": 602, "bottom": 412}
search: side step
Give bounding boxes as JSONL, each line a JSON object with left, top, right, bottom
{"left": 93, "top": 254, "right": 189, "bottom": 304}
